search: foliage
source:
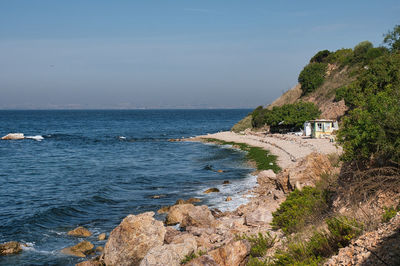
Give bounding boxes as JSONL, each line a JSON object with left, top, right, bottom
{"left": 272, "top": 217, "right": 362, "bottom": 265}
{"left": 204, "top": 139, "right": 280, "bottom": 173}
{"left": 352, "top": 41, "right": 373, "bottom": 63}
{"left": 336, "top": 53, "right": 400, "bottom": 163}
{"left": 310, "top": 50, "right": 331, "bottom": 63}
{"left": 180, "top": 250, "right": 206, "bottom": 264}
{"left": 247, "top": 256, "right": 268, "bottom": 266}
{"left": 271, "top": 186, "right": 329, "bottom": 234}
{"left": 325, "top": 48, "right": 353, "bottom": 65}
{"left": 231, "top": 114, "right": 253, "bottom": 132}
{"left": 298, "top": 63, "right": 328, "bottom": 95}
{"left": 237, "top": 232, "right": 276, "bottom": 257}
{"left": 251, "top": 102, "right": 320, "bottom": 130}
{"left": 382, "top": 205, "right": 400, "bottom": 222}
{"left": 383, "top": 24, "right": 400, "bottom": 52}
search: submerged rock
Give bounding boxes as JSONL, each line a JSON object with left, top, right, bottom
{"left": 0, "top": 241, "right": 22, "bottom": 256}
{"left": 203, "top": 188, "right": 220, "bottom": 194}
{"left": 185, "top": 198, "right": 201, "bottom": 204}
{"left": 1, "top": 133, "right": 24, "bottom": 140}
{"left": 103, "top": 212, "right": 166, "bottom": 266}
{"left": 97, "top": 233, "right": 106, "bottom": 241}
{"left": 61, "top": 241, "right": 94, "bottom": 258}
{"left": 67, "top": 226, "right": 92, "bottom": 237}
{"left": 223, "top": 180, "right": 230, "bottom": 184}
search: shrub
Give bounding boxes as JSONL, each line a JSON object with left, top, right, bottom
{"left": 310, "top": 50, "right": 331, "bottom": 63}
{"left": 251, "top": 102, "right": 320, "bottom": 130}
{"left": 271, "top": 186, "right": 329, "bottom": 234}
{"left": 237, "top": 232, "right": 276, "bottom": 257}
{"left": 382, "top": 205, "right": 400, "bottom": 222}
{"left": 352, "top": 41, "right": 373, "bottom": 64}
{"left": 271, "top": 217, "right": 362, "bottom": 265}
{"left": 384, "top": 24, "right": 400, "bottom": 52}
{"left": 298, "top": 63, "right": 328, "bottom": 95}
{"left": 325, "top": 48, "right": 353, "bottom": 65}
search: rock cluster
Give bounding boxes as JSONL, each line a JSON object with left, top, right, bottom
{"left": 0, "top": 241, "right": 22, "bottom": 256}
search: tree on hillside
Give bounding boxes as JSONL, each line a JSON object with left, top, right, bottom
{"left": 383, "top": 25, "right": 400, "bottom": 52}
{"left": 298, "top": 63, "right": 327, "bottom": 95}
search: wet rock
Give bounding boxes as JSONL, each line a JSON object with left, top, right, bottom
{"left": 166, "top": 204, "right": 215, "bottom": 228}
{"left": 150, "top": 195, "right": 166, "bottom": 199}
{"left": 103, "top": 212, "right": 166, "bottom": 266}
{"left": 225, "top": 196, "right": 232, "bottom": 202}
{"left": 223, "top": 180, "right": 230, "bottom": 184}
{"left": 217, "top": 170, "right": 224, "bottom": 173}
{"left": 140, "top": 236, "right": 197, "bottom": 266}
{"left": 185, "top": 198, "right": 201, "bottom": 204}
{"left": 157, "top": 206, "right": 171, "bottom": 214}
{"left": 1, "top": 133, "right": 24, "bottom": 140}
{"left": 61, "top": 241, "right": 94, "bottom": 258}
{"left": 0, "top": 241, "right": 22, "bottom": 256}
{"left": 76, "top": 260, "right": 103, "bottom": 266}
{"left": 203, "top": 188, "right": 220, "bottom": 194}
{"left": 97, "top": 233, "right": 106, "bottom": 241}
{"left": 95, "top": 246, "right": 104, "bottom": 253}
{"left": 68, "top": 226, "right": 92, "bottom": 237}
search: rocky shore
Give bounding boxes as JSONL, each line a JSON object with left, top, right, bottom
{"left": 2, "top": 131, "right": 367, "bottom": 265}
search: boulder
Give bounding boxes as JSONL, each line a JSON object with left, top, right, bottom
{"left": 244, "top": 206, "right": 273, "bottom": 226}
{"left": 97, "top": 233, "right": 106, "bottom": 241}
{"left": 187, "top": 240, "right": 250, "bottom": 266}
{"left": 76, "top": 259, "right": 103, "bottom": 266}
{"left": 140, "top": 236, "right": 197, "bottom": 266}
{"left": 203, "top": 188, "right": 220, "bottom": 194}
{"left": 164, "top": 226, "right": 181, "bottom": 244}
{"left": 103, "top": 212, "right": 166, "bottom": 266}
{"left": 61, "top": 241, "right": 94, "bottom": 258}
{"left": 1, "top": 133, "right": 24, "bottom": 140}
{"left": 0, "top": 241, "right": 22, "bottom": 256}
{"left": 166, "top": 204, "right": 215, "bottom": 228}
{"left": 68, "top": 226, "right": 92, "bottom": 237}
{"left": 256, "top": 169, "right": 277, "bottom": 188}
{"left": 185, "top": 255, "right": 218, "bottom": 266}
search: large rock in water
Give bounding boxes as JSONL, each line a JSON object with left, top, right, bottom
{"left": 166, "top": 204, "right": 215, "bottom": 228}
{"left": 67, "top": 226, "right": 92, "bottom": 237}
{"left": 0, "top": 241, "right": 22, "bottom": 256}
{"left": 1, "top": 133, "right": 24, "bottom": 140}
{"left": 61, "top": 240, "right": 94, "bottom": 257}
{"left": 140, "top": 235, "right": 197, "bottom": 266}
{"left": 186, "top": 240, "right": 251, "bottom": 266}
{"left": 103, "top": 212, "right": 166, "bottom": 266}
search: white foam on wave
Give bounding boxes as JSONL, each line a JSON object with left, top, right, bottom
{"left": 119, "top": 136, "right": 127, "bottom": 140}
{"left": 197, "top": 173, "right": 258, "bottom": 212}
{"left": 25, "top": 135, "right": 44, "bottom": 141}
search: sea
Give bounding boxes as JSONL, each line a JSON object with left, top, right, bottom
{"left": 0, "top": 109, "right": 255, "bottom": 265}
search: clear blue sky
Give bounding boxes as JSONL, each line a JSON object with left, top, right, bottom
{"left": 0, "top": 0, "right": 399, "bottom": 109}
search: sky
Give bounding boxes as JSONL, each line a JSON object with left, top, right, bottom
{"left": 0, "top": 1, "right": 399, "bottom": 109}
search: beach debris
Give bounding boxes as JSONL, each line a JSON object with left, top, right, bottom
{"left": 97, "top": 233, "right": 106, "bottom": 241}
{"left": 1, "top": 133, "right": 24, "bottom": 140}
{"left": 103, "top": 212, "right": 165, "bottom": 266}
{"left": 0, "top": 241, "right": 22, "bottom": 256}
{"left": 203, "top": 188, "right": 220, "bottom": 193}
{"left": 67, "top": 226, "right": 92, "bottom": 237}
{"left": 61, "top": 241, "right": 94, "bottom": 257}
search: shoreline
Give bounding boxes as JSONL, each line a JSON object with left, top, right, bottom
{"left": 76, "top": 131, "right": 341, "bottom": 265}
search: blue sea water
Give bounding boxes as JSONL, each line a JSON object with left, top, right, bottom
{"left": 0, "top": 109, "right": 254, "bottom": 265}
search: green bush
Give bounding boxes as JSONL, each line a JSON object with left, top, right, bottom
{"left": 298, "top": 62, "right": 328, "bottom": 95}
{"left": 352, "top": 41, "right": 373, "bottom": 64}
{"left": 384, "top": 25, "right": 400, "bottom": 52}
{"left": 251, "top": 102, "right": 320, "bottom": 130}
{"left": 382, "top": 205, "right": 400, "bottom": 222}
{"left": 337, "top": 53, "right": 400, "bottom": 163}
{"left": 325, "top": 48, "right": 353, "bottom": 65}
{"left": 237, "top": 232, "right": 276, "bottom": 257}
{"left": 310, "top": 50, "right": 331, "bottom": 63}
{"left": 271, "top": 187, "right": 329, "bottom": 234}
{"left": 271, "top": 217, "right": 362, "bottom": 265}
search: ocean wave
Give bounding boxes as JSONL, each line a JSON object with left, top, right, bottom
{"left": 25, "top": 135, "right": 44, "bottom": 141}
